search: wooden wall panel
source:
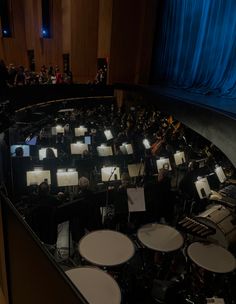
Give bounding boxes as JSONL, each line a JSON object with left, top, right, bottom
{"left": 71, "top": 0, "right": 99, "bottom": 83}
{"left": 32, "top": 0, "right": 63, "bottom": 71}
{"left": 134, "top": 0, "right": 157, "bottom": 84}
{"left": 24, "top": 0, "right": 35, "bottom": 51}
{"left": 62, "top": 0, "right": 71, "bottom": 54}
{"left": 109, "top": 0, "right": 143, "bottom": 84}
{"left": 0, "top": 0, "right": 27, "bottom": 66}
{"left": 108, "top": 0, "right": 156, "bottom": 85}
{"left": 1, "top": 1, "right": 156, "bottom": 83}
{"left": 97, "top": 0, "right": 113, "bottom": 59}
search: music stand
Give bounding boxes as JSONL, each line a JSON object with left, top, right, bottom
{"left": 120, "top": 143, "right": 133, "bottom": 155}
{"left": 174, "top": 151, "right": 186, "bottom": 166}
{"left": 101, "top": 166, "right": 120, "bottom": 225}
{"left": 74, "top": 126, "right": 88, "bottom": 137}
{"left": 26, "top": 169, "right": 51, "bottom": 186}
{"left": 156, "top": 157, "right": 172, "bottom": 172}
{"left": 174, "top": 151, "right": 186, "bottom": 188}
{"left": 101, "top": 167, "right": 121, "bottom": 182}
{"left": 127, "top": 187, "right": 146, "bottom": 213}
{"left": 39, "top": 147, "right": 58, "bottom": 160}
{"left": 56, "top": 170, "right": 79, "bottom": 187}
{"left": 97, "top": 145, "right": 113, "bottom": 157}
{"left": 196, "top": 158, "right": 207, "bottom": 168}
{"left": 128, "top": 163, "right": 145, "bottom": 178}
{"left": 70, "top": 142, "right": 88, "bottom": 155}
{"left": 51, "top": 126, "right": 64, "bottom": 135}
{"left": 215, "top": 166, "right": 227, "bottom": 183}
{"left": 195, "top": 177, "right": 211, "bottom": 199}
{"left": 104, "top": 130, "right": 113, "bottom": 141}
{"left": 56, "top": 169, "right": 79, "bottom": 259}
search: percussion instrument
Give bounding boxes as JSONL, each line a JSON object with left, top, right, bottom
{"left": 137, "top": 223, "right": 184, "bottom": 252}
{"left": 187, "top": 242, "right": 235, "bottom": 274}
{"left": 65, "top": 267, "right": 121, "bottom": 304}
{"left": 195, "top": 204, "right": 236, "bottom": 248}
{"left": 187, "top": 242, "right": 235, "bottom": 298}
{"left": 78, "top": 229, "right": 135, "bottom": 267}
{"left": 137, "top": 223, "right": 185, "bottom": 280}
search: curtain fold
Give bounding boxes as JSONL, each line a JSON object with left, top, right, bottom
{"left": 154, "top": 0, "right": 236, "bottom": 98}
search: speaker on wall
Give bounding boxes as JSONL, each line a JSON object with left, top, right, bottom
{"left": 0, "top": 0, "right": 12, "bottom": 37}
{"left": 41, "top": 0, "right": 52, "bottom": 38}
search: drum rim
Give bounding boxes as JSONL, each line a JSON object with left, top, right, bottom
{"left": 66, "top": 266, "right": 121, "bottom": 304}
{"left": 187, "top": 241, "right": 236, "bottom": 273}
{"left": 78, "top": 229, "right": 135, "bottom": 266}
{"left": 137, "top": 223, "right": 184, "bottom": 252}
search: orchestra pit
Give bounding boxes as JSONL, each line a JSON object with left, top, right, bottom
{"left": 0, "top": 1, "right": 236, "bottom": 304}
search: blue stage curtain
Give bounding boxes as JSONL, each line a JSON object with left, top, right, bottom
{"left": 154, "top": 0, "right": 236, "bottom": 98}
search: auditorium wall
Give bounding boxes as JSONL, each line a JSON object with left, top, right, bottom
{"left": 0, "top": 0, "right": 157, "bottom": 84}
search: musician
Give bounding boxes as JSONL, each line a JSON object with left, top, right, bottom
{"left": 70, "top": 177, "right": 102, "bottom": 243}
{"left": 113, "top": 172, "right": 130, "bottom": 232}
{"left": 154, "top": 164, "right": 173, "bottom": 223}
{"left": 42, "top": 148, "right": 59, "bottom": 192}
{"left": 27, "top": 182, "right": 60, "bottom": 246}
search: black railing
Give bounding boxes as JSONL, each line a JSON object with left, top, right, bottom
{"left": 0, "top": 191, "right": 88, "bottom": 304}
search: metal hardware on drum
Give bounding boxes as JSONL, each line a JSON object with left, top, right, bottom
{"left": 137, "top": 223, "right": 185, "bottom": 280}
{"left": 178, "top": 217, "right": 215, "bottom": 238}
{"left": 186, "top": 242, "right": 236, "bottom": 300}
{"left": 195, "top": 204, "right": 236, "bottom": 248}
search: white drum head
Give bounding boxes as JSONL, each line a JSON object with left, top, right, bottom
{"left": 66, "top": 267, "right": 121, "bottom": 304}
{"left": 137, "top": 223, "right": 184, "bottom": 252}
{"left": 79, "top": 230, "right": 135, "bottom": 266}
{"left": 187, "top": 242, "right": 235, "bottom": 273}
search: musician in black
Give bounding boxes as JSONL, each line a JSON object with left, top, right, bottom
{"left": 154, "top": 165, "right": 173, "bottom": 223}
{"left": 70, "top": 177, "right": 102, "bottom": 243}
{"left": 27, "top": 182, "right": 60, "bottom": 246}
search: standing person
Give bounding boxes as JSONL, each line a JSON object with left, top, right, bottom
{"left": 70, "top": 177, "right": 102, "bottom": 244}
{"left": 0, "top": 59, "right": 8, "bottom": 89}
{"left": 27, "top": 182, "right": 60, "bottom": 246}
{"left": 7, "top": 63, "right": 17, "bottom": 87}
{"left": 55, "top": 68, "right": 63, "bottom": 84}
{"left": 155, "top": 164, "right": 173, "bottom": 223}
{"left": 14, "top": 66, "right": 25, "bottom": 86}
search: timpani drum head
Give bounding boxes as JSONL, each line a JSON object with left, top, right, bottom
{"left": 78, "top": 229, "right": 135, "bottom": 266}
{"left": 137, "top": 223, "right": 184, "bottom": 252}
{"left": 187, "top": 242, "right": 236, "bottom": 273}
{"left": 66, "top": 267, "right": 121, "bottom": 304}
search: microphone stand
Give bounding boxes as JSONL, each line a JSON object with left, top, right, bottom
{"left": 136, "top": 158, "right": 144, "bottom": 187}
{"left": 102, "top": 167, "right": 117, "bottom": 225}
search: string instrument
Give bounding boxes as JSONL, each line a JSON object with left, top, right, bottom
{"left": 151, "top": 117, "right": 181, "bottom": 156}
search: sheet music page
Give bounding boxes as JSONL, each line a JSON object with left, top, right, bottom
{"left": 128, "top": 163, "right": 144, "bottom": 177}
{"left": 57, "top": 172, "right": 78, "bottom": 187}
{"left": 127, "top": 187, "right": 146, "bottom": 212}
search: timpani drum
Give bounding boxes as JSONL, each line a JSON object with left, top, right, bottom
{"left": 187, "top": 242, "right": 236, "bottom": 296}
{"left": 66, "top": 267, "right": 121, "bottom": 304}
{"left": 137, "top": 223, "right": 185, "bottom": 279}
{"left": 195, "top": 204, "right": 236, "bottom": 248}
{"left": 187, "top": 242, "right": 235, "bottom": 274}
{"left": 137, "top": 223, "right": 184, "bottom": 252}
{"left": 78, "top": 229, "right": 135, "bottom": 267}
